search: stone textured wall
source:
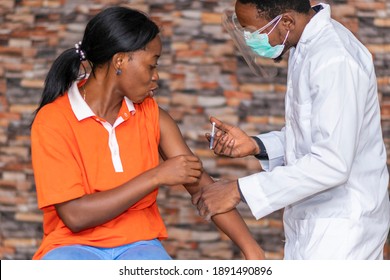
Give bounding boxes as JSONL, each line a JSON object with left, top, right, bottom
{"left": 0, "top": 0, "right": 389, "bottom": 260}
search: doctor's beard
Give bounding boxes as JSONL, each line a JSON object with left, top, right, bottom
{"left": 273, "top": 55, "right": 283, "bottom": 63}
{"left": 274, "top": 44, "right": 294, "bottom": 63}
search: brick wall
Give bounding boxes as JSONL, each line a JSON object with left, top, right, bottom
{"left": 0, "top": 0, "right": 389, "bottom": 260}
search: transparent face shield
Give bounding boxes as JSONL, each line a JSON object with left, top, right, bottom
{"left": 222, "top": 9, "right": 281, "bottom": 77}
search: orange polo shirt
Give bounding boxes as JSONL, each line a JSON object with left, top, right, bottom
{"left": 31, "top": 80, "right": 167, "bottom": 259}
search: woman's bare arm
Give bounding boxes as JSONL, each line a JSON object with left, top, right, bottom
{"left": 55, "top": 148, "right": 202, "bottom": 233}
{"left": 158, "top": 108, "right": 265, "bottom": 259}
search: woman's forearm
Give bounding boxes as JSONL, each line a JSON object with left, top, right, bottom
{"left": 211, "top": 210, "right": 265, "bottom": 259}
{"left": 185, "top": 174, "right": 264, "bottom": 259}
{"left": 57, "top": 153, "right": 203, "bottom": 233}
{"left": 55, "top": 167, "right": 161, "bottom": 233}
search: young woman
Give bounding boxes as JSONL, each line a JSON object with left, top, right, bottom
{"left": 31, "top": 6, "right": 264, "bottom": 260}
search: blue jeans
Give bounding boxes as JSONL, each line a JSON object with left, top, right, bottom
{"left": 41, "top": 239, "right": 171, "bottom": 260}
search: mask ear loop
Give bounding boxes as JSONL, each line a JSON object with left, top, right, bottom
{"left": 254, "top": 14, "right": 282, "bottom": 35}
{"left": 282, "top": 30, "right": 290, "bottom": 45}
{"left": 266, "top": 15, "right": 283, "bottom": 35}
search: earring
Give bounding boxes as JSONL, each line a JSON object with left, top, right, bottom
{"left": 116, "top": 69, "right": 122, "bottom": 76}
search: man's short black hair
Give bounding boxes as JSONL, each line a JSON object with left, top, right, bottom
{"left": 238, "top": 0, "right": 312, "bottom": 20}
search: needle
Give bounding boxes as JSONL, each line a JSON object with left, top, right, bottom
{"left": 209, "top": 122, "right": 216, "bottom": 150}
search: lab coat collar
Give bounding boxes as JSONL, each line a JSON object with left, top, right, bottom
{"left": 68, "top": 79, "right": 136, "bottom": 122}
{"left": 299, "top": 3, "right": 331, "bottom": 45}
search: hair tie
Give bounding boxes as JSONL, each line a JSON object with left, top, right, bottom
{"left": 75, "top": 41, "right": 86, "bottom": 61}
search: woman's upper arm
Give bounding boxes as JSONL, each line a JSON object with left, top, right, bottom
{"left": 158, "top": 107, "right": 194, "bottom": 159}
{"left": 158, "top": 108, "right": 213, "bottom": 193}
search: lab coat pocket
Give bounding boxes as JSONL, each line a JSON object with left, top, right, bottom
{"left": 293, "top": 218, "right": 356, "bottom": 259}
{"left": 291, "top": 102, "right": 312, "bottom": 156}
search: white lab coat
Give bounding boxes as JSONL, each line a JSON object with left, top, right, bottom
{"left": 239, "top": 3, "right": 390, "bottom": 259}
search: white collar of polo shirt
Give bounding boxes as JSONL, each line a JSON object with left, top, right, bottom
{"left": 67, "top": 79, "right": 136, "bottom": 173}
{"left": 68, "top": 79, "right": 136, "bottom": 122}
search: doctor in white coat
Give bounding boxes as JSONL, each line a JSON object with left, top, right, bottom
{"left": 194, "top": 0, "right": 390, "bottom": 259}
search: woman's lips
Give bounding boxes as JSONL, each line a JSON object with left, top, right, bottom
{"left": 149, "top": 87, "right": 158, "bottom": 97}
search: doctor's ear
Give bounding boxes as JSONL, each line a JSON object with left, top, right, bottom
{"left": 281, "top": 13, "right": 295, "bottom": 31}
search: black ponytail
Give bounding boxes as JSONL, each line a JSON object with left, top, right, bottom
{"left": 35, "top": 48, "right": 84, "bottom": 114}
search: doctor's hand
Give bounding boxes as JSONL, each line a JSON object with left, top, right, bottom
{"left": 192, "top": 179, "right": 241, "bottom": 220}
{"left": 206, "top": 117, "right": 259, "bottom": 158}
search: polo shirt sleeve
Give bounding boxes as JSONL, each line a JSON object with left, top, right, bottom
{"left": 141, "top": 97, "right": 160, "bottom": 144}
{"left": 31, "top": 119, "right": 85, "bottom": 209}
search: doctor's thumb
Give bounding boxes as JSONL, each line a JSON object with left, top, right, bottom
{"left": 210, "top": 116, "right": 233, "bottom": 133}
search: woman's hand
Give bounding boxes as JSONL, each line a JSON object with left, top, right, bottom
{"left": 154, "top": 154, "right": 203, "bottom": 186}
{"left": 207, "top": 117, "right": 259, "bottom": 158}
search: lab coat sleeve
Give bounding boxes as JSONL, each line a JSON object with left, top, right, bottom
{"left": 239, "top": 55, "right": 370, "bottom": 219}
{"left": 256, "top": 129, "right": 286, "bottom": 171}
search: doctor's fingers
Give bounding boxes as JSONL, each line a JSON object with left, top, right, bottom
{"left": 214, "top": 133, "right": 234, "bottom": 157}
{"left": 224, "top": 139, "right": 235, "bottom": 157}
{"left": 196, "top": 198, "right": 213, "bottom": 220}
{"left": 206, "top": 132, "right": 221, "bottom": 150}
{"left": 191, "top": 191, "right": 201, "bottom": 205}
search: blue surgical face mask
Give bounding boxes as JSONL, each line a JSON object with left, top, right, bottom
{"left": 244, "top": 15, "right": 289, "bottom": 59}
